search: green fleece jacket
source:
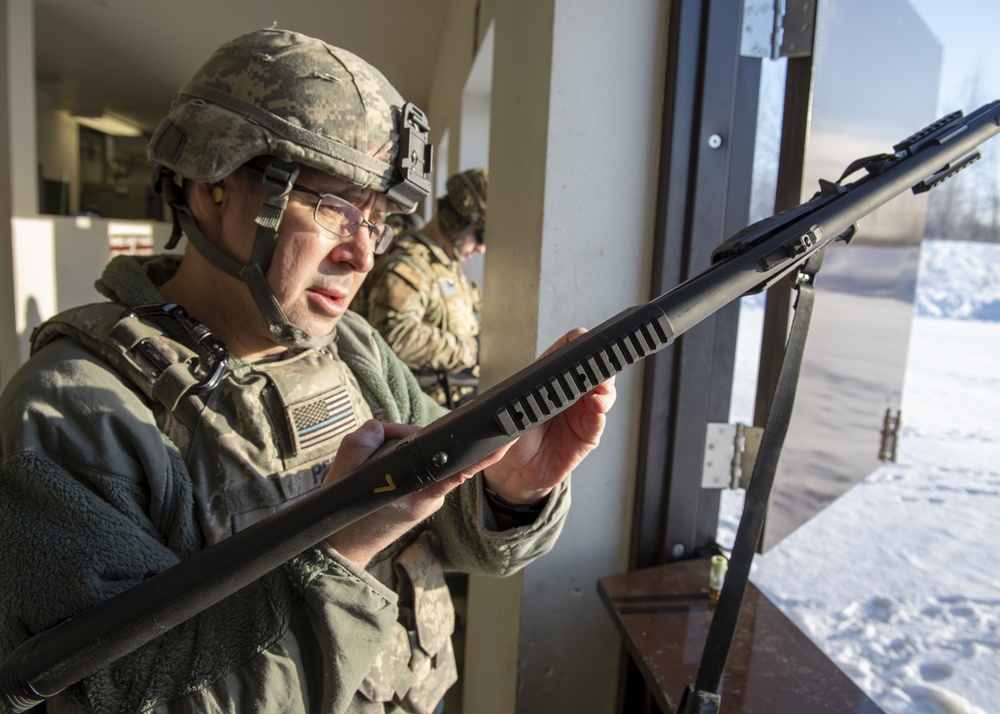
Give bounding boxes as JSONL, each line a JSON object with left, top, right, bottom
{"left": 0, "top": 255, "right": 569, "bottom": 714}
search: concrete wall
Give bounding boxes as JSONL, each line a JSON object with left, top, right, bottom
{"left": 36, "top": 108, "right": 79, "bottom": 214}
{"left": 9, "top": 215, "right": 175, "bottom": 364}
{"left": 1, "top": 0, "right": 34, "bottom": 384}
{"left": 1, "top": 0, "right": 174, "bottom": 384}
{"left": 422, "top": 0, "right": 669, "bottom": 711}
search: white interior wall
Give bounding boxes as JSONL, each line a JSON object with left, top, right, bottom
{"left": 52, "top": 217, "right": 177, "bottom": 310}
{"left": 434, "top": 128, "right": 450, "bottom": 219}
{"left": 459, "top": 3, "right": 553, "bottom": 708}
{"left": 9, "top": 215, "right": 175, "bottom": 364}
{"left": 36, "top": 108, "right": 80, "bottom": 214}
{"left": 10, "top": 218, "right": 54, "bottom": 363}
{"left": 427, "top": 0, "right": 483, "bottom": 180}
{"left": 456, "top": 22, "right": 493, "bottom": 293}
{"left": 459, "top": 22, "right": 493, "bottom": 171}
{"left": 1, "top": 0, "right": 175, "bottom": 385}
{"left": 1, "top": 0, "right": 37, "bottom": 384}
{"left": 449, "top": 0, "right": 668, "bottom": 711}
{"left": 0, "top": 0, "right": 18, "bottom": 385}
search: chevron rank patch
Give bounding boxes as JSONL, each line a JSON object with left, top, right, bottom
{"left": 288, "top": 385, "right": 359, "bottom": 453}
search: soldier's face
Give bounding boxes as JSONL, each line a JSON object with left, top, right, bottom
{"left": 453, "top": 227, "right": 486, "bottom": 262}
{"left": 264, "top": 167, "right": 389, "bottom": 337}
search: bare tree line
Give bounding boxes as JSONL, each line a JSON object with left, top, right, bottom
{"left": 924, "top": 68, "right": 1000, "bottom": 243}
{"left": 749, "top": 62, "right": 1000, "bottom": 244}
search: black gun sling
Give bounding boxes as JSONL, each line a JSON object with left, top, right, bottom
{"left": 679, "top": 248, "right": 824, "bottom": 714}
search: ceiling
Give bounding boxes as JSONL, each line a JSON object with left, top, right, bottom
{"left": 33, "top": 0, "right": 451, "bottom": 135}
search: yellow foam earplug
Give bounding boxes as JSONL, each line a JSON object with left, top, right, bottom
{"left": 211, "top": 186, "right": 225, "bottom": 204}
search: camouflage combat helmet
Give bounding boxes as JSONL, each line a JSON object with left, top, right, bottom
{"left": 438, "top": 168, "right": 488, "bottom": 235}
{"left": 148, "top": 27, "right": 432, "bottom": 348}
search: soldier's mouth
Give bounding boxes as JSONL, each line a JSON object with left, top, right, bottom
{"left": 307, "top": 288, "right": 347, "bottom": 315}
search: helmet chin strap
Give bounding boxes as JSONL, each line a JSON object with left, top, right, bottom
{"left": 154, "top": 160, "right": 338, "bottom": 352}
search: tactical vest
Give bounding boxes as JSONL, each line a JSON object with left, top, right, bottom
{"left": 370, "top": 233, "right": 482, "bottom": 409}
{"left": 412, "top": 236, "right": 480, "bottom": 343}
{"left": 422, "top": 244, "right": 480, "bottom": 408}
{"left": 31, "top": 302, "right": 457, "bottom": 713}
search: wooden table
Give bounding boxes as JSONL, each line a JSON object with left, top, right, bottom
{"left": 598, "top": 558, "right": 883, "bottom": 713}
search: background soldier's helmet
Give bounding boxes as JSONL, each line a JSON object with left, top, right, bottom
{"left": 439, "top": 168, "right": 488, "bottom": 234}
{"left": 148, "top": 27, "right": 430, "bottom": 211}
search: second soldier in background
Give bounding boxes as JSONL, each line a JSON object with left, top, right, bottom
{"left": 353, "top": 169, "right": 487, "bottom": 408}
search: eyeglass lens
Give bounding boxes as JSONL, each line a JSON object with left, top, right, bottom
{"left": 243, "top": 162, "right": 396, "bottom": 254}
{"left": 314, "top": 194, "right": 395, "bottom": 254}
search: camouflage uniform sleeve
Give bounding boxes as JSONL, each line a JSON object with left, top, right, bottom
{"left": 471, "top": 281, "right": 484, "bottom": 315}
{"left": 364, "top": 256, "right": 479, "bottom": 373}
{"left": 430, "top": 475, "right": 572, "bottom": 576}
{"left": 0, "top": 344, "right": 398, "bottom": 714}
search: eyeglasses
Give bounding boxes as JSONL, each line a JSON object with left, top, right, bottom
{"left": 292, "top": 183, "right": 396, "bottom": 254}
{"left": 244, "top": 164, "right": 395, "bottom": 254}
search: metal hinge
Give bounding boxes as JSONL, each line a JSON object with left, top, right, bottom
{"left": 702, "top": 423, "right": 764, "bottom": 490}
{"left": 879, "top": 408, "right": 902, "bottom": 462}
{"left": 741, "top": 0, "right": 816, "bottom": 59}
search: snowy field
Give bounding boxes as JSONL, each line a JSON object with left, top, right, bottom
{"left": 720, "top": 239, "right": 1000, "bottom": 714}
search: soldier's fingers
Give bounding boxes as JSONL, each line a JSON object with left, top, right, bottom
{"left": 381, "top": 422, "right": 421, "bottom": 440}
{"left": 537, "top": 327, "right": 588, "bottom": 360}
{"left": 342, "top": 419, "right": 385, "bottom": 455}
{"left": 586, "top": 376, "right": 617, "bottom": 412}
{"left": 322, "top": 421, "right": 417, "bottom": 486}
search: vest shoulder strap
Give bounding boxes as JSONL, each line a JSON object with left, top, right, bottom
{"left": 31, "top": 303, "right": 216, "bottom": 416}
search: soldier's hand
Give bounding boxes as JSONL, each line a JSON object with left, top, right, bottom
{"left": 323, "top": 419, "right": 508, "bottom": 566}
{"left": 482, "top": 327, "right": 617, "bottom": 508}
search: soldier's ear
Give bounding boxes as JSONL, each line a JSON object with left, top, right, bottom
{"left": 187, "top": 181, "right": 229, "bottom": 241}
{"left": 190, "top": 181, "right": 228, "bottom": 212}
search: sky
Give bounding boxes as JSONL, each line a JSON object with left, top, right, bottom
{"left": 908, "top": 0, "right": 1000, "bottom": 111}
{"left": 718, "top": 239, "right": 1000, "bottom": 714}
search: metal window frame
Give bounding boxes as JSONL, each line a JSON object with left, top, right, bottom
{"left": 630, "top": 0, "right": 761, "bottom": 572}
{"left": 620, "top": 0, "right": 766, "bottom": 709}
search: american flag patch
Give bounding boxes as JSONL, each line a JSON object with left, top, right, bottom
{"left": 438, "top": 278, "right": 458, "bottom": 298}
{"left": 288, "top": 386, "right": 358, "bottom": 453}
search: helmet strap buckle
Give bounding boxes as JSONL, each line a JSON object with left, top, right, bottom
{"left": 257, "top": 159, "right": 301, "bottom": 211}
{"left": 152, "top": 166, "right": 186, "bottom": 250}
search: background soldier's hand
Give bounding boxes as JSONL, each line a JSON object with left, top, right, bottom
{"left": 482, "top": 328, "right": 617, "bottom": 505}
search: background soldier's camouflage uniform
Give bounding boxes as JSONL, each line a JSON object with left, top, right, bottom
{"left": 357, "top": 231, "right": 482, "bottom": 407}
{"left": 354, "top": 168, "right": 487, "bottom": 408}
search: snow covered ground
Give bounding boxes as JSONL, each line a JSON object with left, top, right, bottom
{"left": 720, "top": 239, "right": 1000, "bottom": 714}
